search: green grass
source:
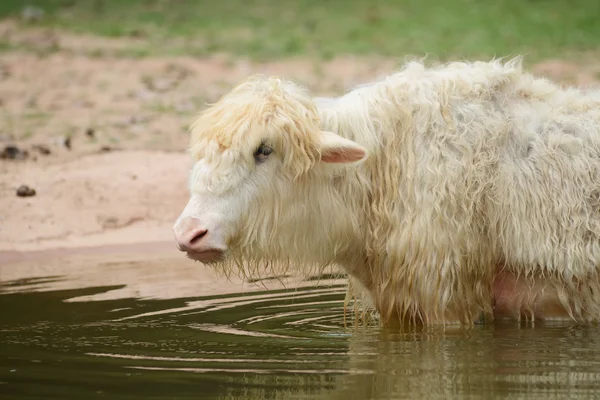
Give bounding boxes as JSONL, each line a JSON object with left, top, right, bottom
{"left": 1, "top": 0, "right": 599, "bottom": 61}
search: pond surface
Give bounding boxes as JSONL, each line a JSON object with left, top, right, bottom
{"left": 2, "top": 250, "right": 600, "bottom": 399}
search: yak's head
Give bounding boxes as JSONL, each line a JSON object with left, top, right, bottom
{"left": 173, "top": 76, "right": 368, "bottom": 277}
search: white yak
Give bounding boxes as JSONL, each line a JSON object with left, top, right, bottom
{"left": 173, "top": 57, "right": 600, "bottom": 327}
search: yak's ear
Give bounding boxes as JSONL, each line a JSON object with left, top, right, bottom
{"left": 319, "top": 130, "right": 368, "bottom": 165}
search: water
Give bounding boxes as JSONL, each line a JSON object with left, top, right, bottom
{"left": 2, "top": 253, "right": 600, "bottom": 399}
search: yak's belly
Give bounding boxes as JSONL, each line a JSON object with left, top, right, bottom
{"left": 492, "top": 270, "right": 570, "bottom": 320}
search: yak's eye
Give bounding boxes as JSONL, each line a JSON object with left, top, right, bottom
{"left": 253, "top": 143, "right": 273, "bottom": 163}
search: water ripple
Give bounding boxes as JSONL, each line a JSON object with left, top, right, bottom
{"left": 4, "top": 275, "right": 600, "bottom": 399}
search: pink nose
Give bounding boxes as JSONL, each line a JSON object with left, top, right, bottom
{"left": 173, "top": 216, "right": 209, "bottom": 253}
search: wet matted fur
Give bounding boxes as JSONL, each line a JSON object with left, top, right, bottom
{"left": 182, "top": 57, "right": 600, "bottom": 326}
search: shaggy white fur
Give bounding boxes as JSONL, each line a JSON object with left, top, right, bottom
{"left": 178, "top": 57, "right": 600, "bottom": 326}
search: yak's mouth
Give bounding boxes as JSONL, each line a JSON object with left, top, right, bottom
{"left": 186, "top": 249, "right": 226, "bottom": 264}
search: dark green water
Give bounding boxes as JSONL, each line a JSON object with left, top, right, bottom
{"left": 2, "top": 272, "right": 600, "bottom": 399}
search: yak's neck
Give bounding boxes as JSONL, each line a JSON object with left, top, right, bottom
{"left": 313, "top": 90, "right": 385, "bottom": 264}
{"left": 315, "top": 76, "right": 419, "bottom": 271}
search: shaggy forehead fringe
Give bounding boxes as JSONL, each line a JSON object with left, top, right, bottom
{"left": 188, "top": 75, "right": 322, "bottom": 179}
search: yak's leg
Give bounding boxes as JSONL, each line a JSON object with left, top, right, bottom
{"left": 341, "top": 259, "right": 377, "bottom": 326}
{"left": 373, "top": 256, "right": 494, "bottom": 327}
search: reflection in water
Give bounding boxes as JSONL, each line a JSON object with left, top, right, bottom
{"left": 324, "top": 324, "right": 600, "bottom": 400}
{"left": 2, "top": 259, "right": 600, "bottom": 399}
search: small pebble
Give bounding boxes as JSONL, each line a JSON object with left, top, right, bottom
{"left": 86, "top": 128, "right": 95, "bottom": 138}
{"left": 16, "top": 185, "right": 36, "bottom": 197}
{"left": 1, "top": 145, "right": 28, "bottom": 160}
{"left": 32, "top": 144, "right": 51, "bottom": 155}
{"left": 63, "top": 136, "right": 71, "bottom": 150}
{"left": 25, "top": 95, "right": 37, "bottom": 108}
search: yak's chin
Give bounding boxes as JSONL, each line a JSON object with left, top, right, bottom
{"left": 185, "top": 249, "right": 226, "bottom": 264}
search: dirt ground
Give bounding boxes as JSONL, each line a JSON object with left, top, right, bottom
{"left": 1, "top": 21, "right": 600, "bottom": 260}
